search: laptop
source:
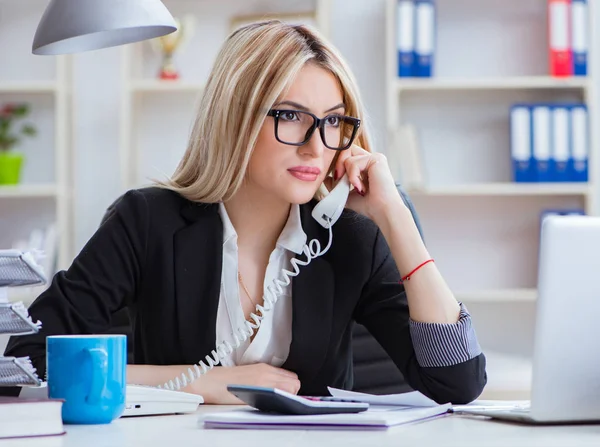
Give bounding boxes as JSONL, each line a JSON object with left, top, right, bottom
{"left": 460, "top": 215, "right": 600, "bottom": 424}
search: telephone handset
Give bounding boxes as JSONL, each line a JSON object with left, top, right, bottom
{"left": 160, "top": 175, "right": 352, "bottom": 392}
{"left": 312, "top": 174, "right": 351, "bottom": 228}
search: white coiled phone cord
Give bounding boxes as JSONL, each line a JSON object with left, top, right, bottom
{"left": 159, "top": 222, "right": 334, "bottom": 391}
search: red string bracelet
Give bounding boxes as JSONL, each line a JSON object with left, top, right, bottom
{"left": 400, "top": 259, "right": 434, "bottom": 283}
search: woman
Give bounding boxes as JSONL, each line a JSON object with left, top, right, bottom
{"left": 5, "top": 21, "right": 486, "bottom": 404}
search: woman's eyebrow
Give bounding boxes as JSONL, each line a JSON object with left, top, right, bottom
{"left": 274, "top": 100, "right": 346, "bottom": 113}
{"left": 324, "top": 102, "right": 345, "bottom": 113}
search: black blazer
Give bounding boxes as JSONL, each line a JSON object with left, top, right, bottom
{"left": 5, "top": 187, "right": 486, "bottom": 404}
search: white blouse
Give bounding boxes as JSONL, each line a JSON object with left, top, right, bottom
{"left": 216, "top": 203, "right": 307, "bottom": 367}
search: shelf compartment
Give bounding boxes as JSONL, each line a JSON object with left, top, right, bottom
{"left": 409, "top": 195, "right": 585, "bottom": 291}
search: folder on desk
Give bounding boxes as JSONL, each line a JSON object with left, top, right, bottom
{"left": 396, "top": 1, "right": 415, "bottom": 77}
{"left": 571, "top": 0, "right": 588, "bottom": 75}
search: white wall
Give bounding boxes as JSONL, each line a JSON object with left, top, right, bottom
{"left": 72, "top": 48, "right": 126, "bottom": 251}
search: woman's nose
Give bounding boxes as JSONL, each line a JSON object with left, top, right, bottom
{"left": 298, "top": 129, "right": 325, "bottom": 158}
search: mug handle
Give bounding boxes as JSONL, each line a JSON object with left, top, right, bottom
{"left": 85, "top": 347, "right": 108, "bottom": 405}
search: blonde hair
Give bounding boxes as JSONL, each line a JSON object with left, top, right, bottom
{"left": 159, "top": 20, "right": 373, "bottom": 203}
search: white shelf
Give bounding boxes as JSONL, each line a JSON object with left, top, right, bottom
{"left": 396, "top": 76, "right": 589, "bottom": 92}
{"left": 130, "top": 79, "right": 206, "bottom": 93}
{"left": 406, "top": 182, "right": 591, "bottom": 197}
{"left": 456, "top": 288, "right": 537, "bottom": 303}
{"left": 0, "top": 81, "right": 59, "bottom": 93}
{"left": 0, "top": 183, "right": 58, "bottom": 198}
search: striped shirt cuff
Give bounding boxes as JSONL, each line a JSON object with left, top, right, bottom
{"left": 409, "top": 302, "right": 482, "bottom": 368}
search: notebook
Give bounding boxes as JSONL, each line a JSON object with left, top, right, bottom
{"left": 200, "top": 403, "right": 452, "bottom": 430}
{"left": 0, "top": 396, "right": 65, "bottom": 439}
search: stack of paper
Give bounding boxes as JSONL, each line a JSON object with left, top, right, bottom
{"left": 0, "top": 250, "right": 46, "bottom": 387}
{"left": 200, "top": 404, "right": 451, "bottom": 431}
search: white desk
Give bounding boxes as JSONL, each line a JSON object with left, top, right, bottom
{"left": 3, "top": 406, "right": 600, "bottom": 447}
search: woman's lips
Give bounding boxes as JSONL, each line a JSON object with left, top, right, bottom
{"left": 288, "top": 166, "right": 321, "bottom": 182}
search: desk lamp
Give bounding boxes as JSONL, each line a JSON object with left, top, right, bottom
{"left": 32, "top": 0, "right": 177, "bottom": 55}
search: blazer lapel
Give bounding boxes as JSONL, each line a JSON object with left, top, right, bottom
{"left": 174, "top": 202, "right": 222, "bottom": 363}
{"left": 283, "top": 203, "right": 335, "bottom": 383}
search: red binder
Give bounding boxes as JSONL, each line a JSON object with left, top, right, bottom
{"left": 548, "top": 0, "right": 573, "bottom": 76}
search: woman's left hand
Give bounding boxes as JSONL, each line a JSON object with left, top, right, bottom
{"left": 328, "top": 145, "right": 404, "bottom": 222}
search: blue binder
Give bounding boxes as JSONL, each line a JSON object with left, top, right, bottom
{"left": 550, "top": 105, "right": 571, "bottom": 182}
{"left": 510, "top": 104, "right": 533, "bottom": 182}
{"left": 570, "top": 104, "right": 588, "bottom": 182}
{"left": 414, "top": 0, "right": 435, "bottom": 77}
{"left": 396, "top": 1, "right": 415, "bottom": 77}
{"left": 532, "top": 105, "right": 552, "bottom": 182}
{"left": 571, "top": 0, "right": 588, "bottom": 76}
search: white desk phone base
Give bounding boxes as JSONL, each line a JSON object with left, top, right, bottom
{"left": 19, "top": 382, "right": 204, "bottom": 417}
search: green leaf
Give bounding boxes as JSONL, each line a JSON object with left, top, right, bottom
{"left": 12, "top": 104, "right": 29, "bottom": 117}
{"left": 21, "top": 124, "right": 37, "bottom": 136}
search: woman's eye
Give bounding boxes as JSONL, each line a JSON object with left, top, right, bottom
{"left": 326, "top": 116, "right": 340, "bottom": 127}
{"left": 281, "top": 112, "right": 298, "bottom": 121}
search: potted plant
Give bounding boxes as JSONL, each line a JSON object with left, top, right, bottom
{"left": 0, "top": 103, "right": 37, "bottom": 185}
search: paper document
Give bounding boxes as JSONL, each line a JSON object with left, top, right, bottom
{"left": 327, "top": 387, "right": 439, "bottom": 407}
{"left": 200, "top": 404, "right": 451, "bottom": 430}
{"left": 327, "top": 388, "right": 530, "bottom": 413}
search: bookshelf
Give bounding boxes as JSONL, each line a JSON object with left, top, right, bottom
{"left": 119, "top": 0, "right": 331, "bottom": 191}
{"left": 385, "top": 0, "right": 597, "bottom": 399}
{"left": 0, "top": 0, "right": 73, "bottom": 277}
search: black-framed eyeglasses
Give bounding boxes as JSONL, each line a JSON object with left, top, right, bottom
{"left": 267, "top": 109, "right": 361, "bottom": 151}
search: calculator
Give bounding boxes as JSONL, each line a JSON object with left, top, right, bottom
{"left": 226, "top": 385, "right": 369, "bottom": 415}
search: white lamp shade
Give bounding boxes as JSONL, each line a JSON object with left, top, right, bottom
{"left": 32, "top": 0, "right": 178, "bottom": 55}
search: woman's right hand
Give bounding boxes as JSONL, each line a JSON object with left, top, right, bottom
{"left": 127, "top": 363, "right": 301, "bottom": 404}
{"left": 193, "top": 363, "right": 301, "bottom": 404}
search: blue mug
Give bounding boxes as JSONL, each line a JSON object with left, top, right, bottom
{"left": 47, "top": 334, "right": 127, "bottom": 424}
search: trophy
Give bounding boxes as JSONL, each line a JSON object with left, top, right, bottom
{"left": 151, "top": 15, "right": 196, "bottom": 80}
